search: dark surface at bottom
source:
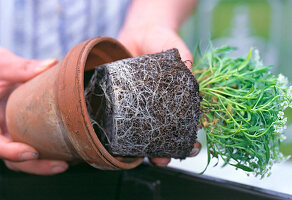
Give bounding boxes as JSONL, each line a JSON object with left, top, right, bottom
{"left": 0, "top": 161, "right": 290, "bottom": 200}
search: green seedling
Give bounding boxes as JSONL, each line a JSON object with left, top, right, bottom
{"left": 194, "top": 46, "right": 291, "bottom": 178}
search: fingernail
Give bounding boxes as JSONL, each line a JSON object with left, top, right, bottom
{"left": 36, "top": 59, "right": 57, "bottom": 71}
{"left": 51, "top": 166, "right": 67, "bottom": 174}
{"left": 20, "top": 152, "right": 39, "bottom": 161}
{"left": 189, "top": 147, "right": 200, "bottom": 157}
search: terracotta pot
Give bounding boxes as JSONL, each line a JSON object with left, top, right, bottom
{"left": 5, "top": 36, "right": 144, "bottom": 170}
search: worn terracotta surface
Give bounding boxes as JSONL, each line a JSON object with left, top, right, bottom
{"left": 6, "top": 36, "right": 143, "bottom": 170}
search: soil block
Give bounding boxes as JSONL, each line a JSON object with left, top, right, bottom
{"left": 85, "top": 49, "right": 201, "bottom": 159}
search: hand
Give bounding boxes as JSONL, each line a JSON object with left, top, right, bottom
{"left": 118, "top": 25, "right": 193, "bottom": 70}
{"left": 0, "top": 48, "right": 69, "bottom": 175}
{"left": 118, "top": 25, "right": 200, "bottom": 167}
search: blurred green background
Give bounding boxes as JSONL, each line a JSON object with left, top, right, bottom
{"left": 180, "top": 0, "right": 292, "bottom": 159}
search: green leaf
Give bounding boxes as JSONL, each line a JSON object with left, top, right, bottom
{"left": 231, "top": 163, "right": 254, "bottom": 172}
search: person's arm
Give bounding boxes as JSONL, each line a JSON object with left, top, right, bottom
{"left": 119, "top": 0, "right": 197, "bottom": 66}
{"left": 119, "top": 0, "right": 200, "bottom": 166}
{"left": 0, "top": 48, "right": 68, "bottom": 175}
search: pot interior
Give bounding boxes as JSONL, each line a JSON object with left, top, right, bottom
{"left": 82, "top": 38, "right": 141, "bottom": 165}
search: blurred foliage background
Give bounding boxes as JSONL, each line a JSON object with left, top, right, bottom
{"left": 180, "top": 0, "right": 292, "bottom": 159}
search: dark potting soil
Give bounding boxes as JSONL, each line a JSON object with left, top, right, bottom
{"left": 84, "top": 49, "right": 201, "bottom": 159}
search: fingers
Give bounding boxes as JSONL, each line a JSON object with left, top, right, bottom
{"left": 0, "top": 134, "right": 39, "bottom": 162}
{"left": 4, "top": 159, "right": 69, "bottom": 175}
{"left": 0, "top": 59, "right": 58, "bottom": 83}
{"left": 150, "top": 158, "right": 171, "bottom": 167}
{"left": 150, "top": 141, "right": 201, "bottom": 167}
{"left": 0, "top": 129, "right": 68, "bottom": 175}
{"left": 189, "top": 141, "right": 201, "bottom": 157}
{"left": 0, "top": 48, "right": 58, "bottom": 83}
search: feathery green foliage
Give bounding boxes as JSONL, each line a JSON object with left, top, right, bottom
{"left": 193, "top": 46, "right": 291, "bottom": 178}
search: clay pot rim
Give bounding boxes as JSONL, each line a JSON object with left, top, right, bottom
{"left": 76, "top": 36, "right": 144, "bottom": 169}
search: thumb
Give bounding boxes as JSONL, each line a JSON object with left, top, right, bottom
{"left": 0, "top": 58, "right": 58, "bottom": 83}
